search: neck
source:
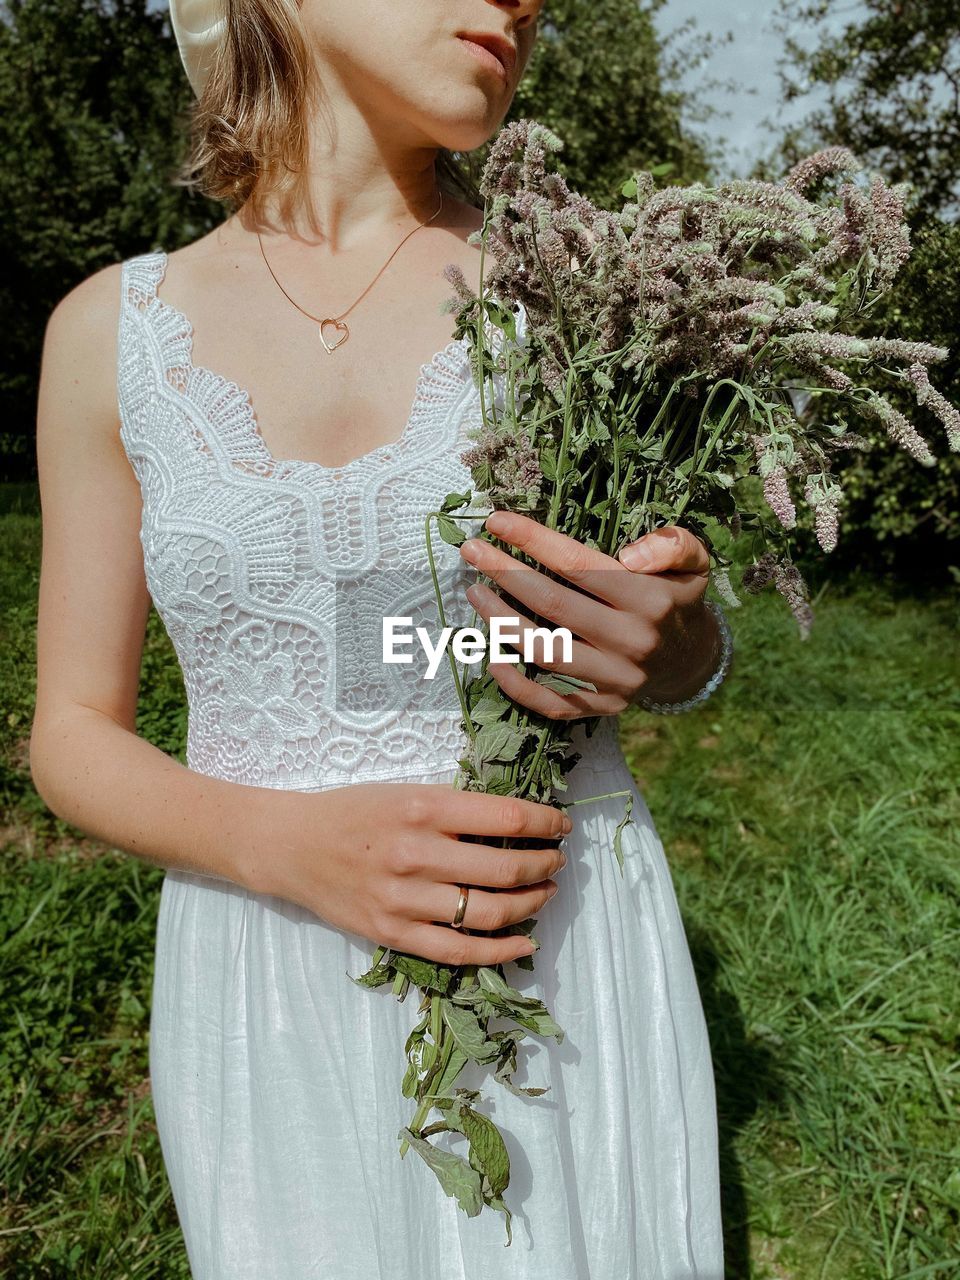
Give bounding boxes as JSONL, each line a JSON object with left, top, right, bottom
{"left": 237, "top": 111, "right": 447, "bottom": 255}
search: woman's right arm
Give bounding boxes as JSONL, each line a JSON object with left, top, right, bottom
{"left": 29, "top": 262, "right": 567, "bottom": 967}
{"left": 28, "top": 261, "right": 278, "bottom": 888}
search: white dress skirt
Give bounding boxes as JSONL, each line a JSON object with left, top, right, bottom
{"left": 116, "top": 248, "right": 725, "bottom": 1279}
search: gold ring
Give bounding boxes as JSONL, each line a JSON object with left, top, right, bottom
{"left": 451, "top": 885, "right": 469, "bottom": 929}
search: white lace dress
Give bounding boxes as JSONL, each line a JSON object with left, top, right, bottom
{"left": 116, "top": 249, "right": 724, "bottom": 1280}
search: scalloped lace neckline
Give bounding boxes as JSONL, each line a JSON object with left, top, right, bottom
{"left": 151, "top": 248, "right": 471, "bottom": 478}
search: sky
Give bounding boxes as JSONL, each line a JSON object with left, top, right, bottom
{"left": 651, "top": 1, "right": 862, "bottom": 178}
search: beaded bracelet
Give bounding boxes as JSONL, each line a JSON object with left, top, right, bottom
{"left": 634, "top": 599, "right": 734, "bottom": 715}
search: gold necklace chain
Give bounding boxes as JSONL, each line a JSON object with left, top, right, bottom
{"left": 255, "top": 189, "right": 444, "bottom": 354}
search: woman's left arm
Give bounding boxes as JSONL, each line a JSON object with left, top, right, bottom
{"left": 458, "top": 509, "right": 726, "bottom": 720}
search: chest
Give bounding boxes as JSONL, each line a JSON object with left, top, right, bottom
{"left": 118, "top": 249, "right": 525, "bottom": 602}
{"left": 161, "top": 241, "right": 483, "bottom": 472}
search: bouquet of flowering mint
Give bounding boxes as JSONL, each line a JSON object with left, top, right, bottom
{"left": 351, "top": 120, "right": 960, "bottom": 1242}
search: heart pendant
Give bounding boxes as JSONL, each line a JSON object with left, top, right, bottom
{"left": 319, "top": 318, "right": 349, "bottom": 354}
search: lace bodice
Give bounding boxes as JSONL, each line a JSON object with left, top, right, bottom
{"left": 116, "top": 250, "right": 623, "bottom": 790}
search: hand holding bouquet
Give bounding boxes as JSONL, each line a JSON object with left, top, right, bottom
{"left": 351, "top": 121, "right": 959, "bottom": 1242}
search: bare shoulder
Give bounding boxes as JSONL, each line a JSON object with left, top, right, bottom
{"left": 37, "top": 231, "right": 220, "bottom": 448}
{"left": 40, "top": 259, "right": 127, "bottom": 449}
{"left": 162, "top": 219, "right": 226, "bottom": 271}
{"left": 45, "top": 257, "right": 124, "bottom": 357}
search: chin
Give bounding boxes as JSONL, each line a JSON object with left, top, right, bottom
{"left": 429, "top": 105, "right": 510, "bottom": 153}
{"left": 438, "top": 125, "right": 500, "bottom": 154}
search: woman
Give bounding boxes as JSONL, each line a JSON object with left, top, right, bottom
{"left": 30, "top": 1, "right": 728, "bottom": 1275}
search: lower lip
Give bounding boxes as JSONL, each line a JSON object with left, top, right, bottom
{"left": 458, "top": 38, "right": 509, "bottom": 83}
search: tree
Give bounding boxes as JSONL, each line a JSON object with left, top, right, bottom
{"left": 759, "top": 0, "right": 960, "bottom": 582}
{"left": 510, "top": 0, "right": 717, "bottom": 207}
{"left": 773, "top": 0, "right": 960, "bottom": 220}
{"left": 0, "top": 0, "right": 226, "bottom": 481}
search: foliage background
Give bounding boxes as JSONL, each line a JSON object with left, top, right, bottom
{"left": 764, "top": 0, "right": 960, "bottom": 583}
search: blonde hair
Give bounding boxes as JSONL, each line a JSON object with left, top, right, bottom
{"left": 172, "top": 0, "right": 483, "bottom": 225}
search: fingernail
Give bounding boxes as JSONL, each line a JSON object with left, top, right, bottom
{"left": 559, "top": 852, "right": 567, "bottom": 869}
{"left": 563, "top": 815, "right": 573, "bottom": 834}
{"left": 620, "top": 544, "right": 653, "bottom": 570}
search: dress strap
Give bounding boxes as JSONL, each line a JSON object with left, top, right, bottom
{"left": 122, "top": 249, "right": 168, "bottom": 312}
{"left": 119, "top": 248, "right": 196, "bottom": 403}
{"left": 117, "top": 250, "right": 175, "bottom": 457}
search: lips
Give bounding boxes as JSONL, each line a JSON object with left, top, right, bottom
{"left": 456, "top": 31, "right": 517, "bottom": 77}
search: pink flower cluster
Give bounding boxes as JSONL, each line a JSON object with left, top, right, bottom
{"left": 446, "top": 120, "right": 960, "bottom": 633}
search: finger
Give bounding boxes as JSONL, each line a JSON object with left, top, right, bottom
{"left": 618, "top": 525, "right": 711, "bottom": 575}
{"left": 411, "top": 788, "right": 571, "bottom": 841}
{"left": 398, "top": 920, "right": 540, "bottom": 967}
{"left": 464, "top": 579, "right": 634, "bottom": 689}
{"left": 444, "top": 835, "right": 568, "bottom": 889}
{"left": 487, "top": 657, "right": 628, "bottom": 719}
{"left": 464, "top": 510, "right": 640, "bottom": 609}
{"left": 420, "top": 879, "right": 560, "bottom": 934}
{"left": 461, "top": 540, "right": 632, "bottom": 649}
{"left": 466, "top": 538, "right": 708, "bottom": 660}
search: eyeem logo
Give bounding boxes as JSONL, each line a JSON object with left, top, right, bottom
{"left": 383, "top": 616, "right": 574, "bottom": 680}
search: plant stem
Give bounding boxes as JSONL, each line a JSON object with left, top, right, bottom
{"left": 424, "top": 511, "right": 476, "bottom": 743}
{"left": 547, "top": 365, "right": 579, "bottom": 530}
{"left": 399, "top": 1020, "right": 457, "bottom": 1158}
{"left": 517, "top": 722, "right": 554, "bottom": 799}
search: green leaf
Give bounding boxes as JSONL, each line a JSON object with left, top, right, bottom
{"left": 635, "top": 441, "right": 665, "bottom": 462}
{"left": 397, "top": 1128, "right": 485, "bottom": 1217}
{"left": 476, "top": 968, "right": 566, "bottom": 1042}
{"left": 535, "top": 671, "right": 599, "bottom": 694}
{"left": 401, "top": 1057, "right": 420, "bottom": 1099}
{"left": 437, "top": 514, "right": 467, "bottom": 547}
{"left": 474, "top": 720, "right": 527, "bottom": 762}
{"left": 404, "top": 1016, "right": 428, "bottom": 1056}
{"left": 391, "top": 952, "right": 455, "bottom": 994}
{"left": 612, "top": 792, "right": 635, "bottom": 875}
{"left": 459, "top": 1107, "right": 511, "bottom": 1197}
{"left": 468, "top": 695, "right": 511, "bottom": 726}
{"left": 483, "top": 299, "right": 518, "bottom": 345}
{"left": 480, "top": 774, "right": 521, "bottom": 795}
{"left": 440, "top": 1001, "right": 502, "bottom": 1065}
{"left": 441, "top": 489, "right": 472, "bottom": 513}
{"left": 432, "top": 1044, "right": 471, "bottom": 1099}
{"left": 508, "top": 1007, "right": 567, "bottom": 1041}
{"left": 587, "top": 497, "right": 613, "bottom": 518}
{"left": 539, "top": 446, "right": 558, "bottom": 481}
{"left": 476, "top": 967, "right": 551, "bottom": 1014}
{"left": 347, "top": 962, "right": 393, "bottom": 990}
{"left": 466, "top": 670, "right": 498, "bottom": 704}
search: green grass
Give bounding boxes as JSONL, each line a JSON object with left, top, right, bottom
{"left": 621, "top": 581, "right": 960, "bottom": 1278}
{"left": 2, "top": 492, "right": 958, "bottom": 1277}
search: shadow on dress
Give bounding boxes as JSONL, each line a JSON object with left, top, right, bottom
{"left": 684, "top": 922, "right": 787, "bottom": 1280}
